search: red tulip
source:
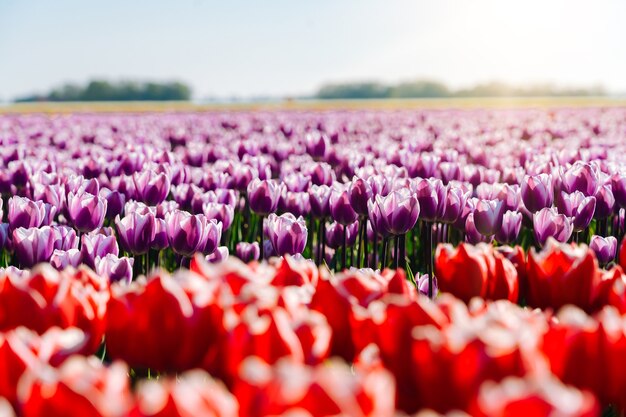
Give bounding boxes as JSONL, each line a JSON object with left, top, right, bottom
{"left": 526, "top": 239, "right": 618, "bottom": 313}
{"left": 129, "top": 370, "right": 238, "bottom": 417}
{"left": 0, "top": 266, "right": 108, "bottom": 353}
{"left": 105, "top": 271, "right": 223, "bottom": 372}
{"left": 435, "top": 243, "right": 518, "bottom": 303}
{"left": 19, "top": 356, "right": 132, "bottom": 417}
{"left": 471, "top": 376, "right": 599, "bottom": 417}
{"left": 233, "top": 357, "right": 395, "bottom": 417}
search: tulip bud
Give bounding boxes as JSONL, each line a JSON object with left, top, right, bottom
{"left": 495, "top": 210, "right": 523, "bottom": 244}
{"left": 521, "top": 174, "right": 553, "bottom": 213}
{"left": 115, "top": 212, "right": 156, "bottom": 255}
{"left": 533, "top": 207, "right": 573, "bottom": 246}
{"left": 132, "top": 169, "right": 171, "bottom": 206}
{"left": 473, "top": 199, "right": 505, "bottom": 237}
{"left": 236, "top": 242, "right": 260, "bottom": 262}
{"left": 247, "top": 179, "right": 282, "bottom": 216}
{"left": 96, "top": 254, "right": 134, "bottom": 284}
{"left": 266, "top": 213, "right": 307, "bottom": 256}
{"left": 589, "top": 235, "right": 617, "bottom": 265}
{"left": 329, "top": 187, "right": 358, "bottom": 225}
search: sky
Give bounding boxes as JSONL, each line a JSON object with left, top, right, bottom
{"left": 1, "top": 0, "right": 626, "bottom": 100}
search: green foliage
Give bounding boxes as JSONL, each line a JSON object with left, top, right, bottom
{"left": 15, "top": 80, "right": 192, "bottom": 102}
{"left": 315, "top": 79, "right": 606, "bottom": 99}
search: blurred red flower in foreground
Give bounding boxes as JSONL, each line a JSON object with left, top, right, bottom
{"left": 435, "top": 243, "right": 519, "bottom": 303}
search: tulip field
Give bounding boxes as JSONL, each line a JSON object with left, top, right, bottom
{"left": 2, "top": 107, "right": 626, "bottom": 416}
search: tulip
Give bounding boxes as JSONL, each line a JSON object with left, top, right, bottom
{"left": 560, "top": 162, "right": 599, "bottom": 197}
{"left": 329, "top": 186, "right": 358, "bottom": 225}
{"left": 473, "top": 199, "right": 504, "bottom": 237}
{"left": 533, "top": 207, "right": 573, "bottom": 246}
{"left": 96, "top": 254, "right": 134, "bottom": 284}
{"left": 115, "top": 212, "right": 156, "bottom": 255}
{"left": 411, "top": 178, "right": 439, "bottom": 222}
{"left": 266, "top": 213, "right": 307, "bottom": 256}
{"left": 526, "top": 238, "right": 615, "bottom": 312}
{"left": 572, "top": 196, "right": 596, "bottom": 232}
{"left": 206, "top": 246, "right": 229, "bottom": 263}
{"left": 151, "top": 218, "right": 168, "bottom": 250}
{"left": 165, "top": 210, "right": 211, "bottom": 257}
{"left": 52, "top": 225, "right": 79, "bottom": 252}
{"left": 521, "top": 174, "right": 553, "bottom": 213}
{"left": 465, "top": 213, "right": 490, "bottom": 244}
{"left": 132, "top": 169, "right": 171, "bottom": 205}
{"left": 49, "top": 249, "right": 81, "bottom": 270}
{"left": 594, "top": 184, "right": 615, "bottom": 219}
{"left": 7, "top": 196, "right": 48, "bottom": 230}
{"left": 203, "top": 202, "right": 234, "bottom": 231}
{"left": 80, "top": 232, "right": 120, "bottom": 269}
{"left": 611, "top": 173, "right": 626, "bottom": 208}
{"left": 283, "top": 172, "right": 311, "bottom": 193}
{"left": 204, "top": 219, "right": 223, "bottom": 255}
{"left": 495, "top": 210, "right": 523, "bottom": 244}
{"left": 99, "top": 187, "right": 125, "bottom": 220}
{"left": 416, "top": 274, "right": 438, "bottom": 297}
{"left": 247, "top": 179, "right": 282, "bottom": 215}
{"left": 348, "top": 177, "right": 372, "bottom": 216}
{"left": 235, "top": 242, "right": 260, "bottom": 262}
{"left": 370, "top": 189, "right": 420, "bottom": 236}
{"left": 325, "top": 221, "right": 359, "bottom": 249}
{"left": 438, "top": 186, "right": 466, "bottom": 224}
{"left": 308, "top": 184, "right": 331, "bottom": 218}
{"left": 12, "top": 226, "right": 58, "bottom": 267}
{"left": 435, "top": 243, "right": 518, "bottom": 303}
{"left": 67, "top": 191, "right": 107, "bottom": 233}
{"left": 589, "top": 235, "right": 617, "bottom": 266}
{"left": 305, "top": 131, "right": 329, "bottom": 159}
{"left": 309, "top": 162, "right": 335, "bottom": 186}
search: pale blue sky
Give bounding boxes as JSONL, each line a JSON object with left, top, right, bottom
{"left": 1, "top": 0, "right": 625, "bottom": 99}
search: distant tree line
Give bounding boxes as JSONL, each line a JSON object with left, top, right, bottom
{"left": 315, "top": 80, "right": 606, "bottom": 99}
{"left": 15, "top": 80, "right": 192, "bottom": 102}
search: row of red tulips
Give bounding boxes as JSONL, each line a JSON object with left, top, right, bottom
{"left": 0, "top": 237, "right": 625, "bottom": 415}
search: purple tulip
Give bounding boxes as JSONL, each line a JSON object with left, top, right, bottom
{"left": 309, "top": 184, "right": 331, "bottom": 218}
{"left": 370, "top": 190, "right": 420, "bottom": 235}
{"left": 124, "top": 200, "right": 155, "bottom": 216}
{"left": 473, "top": 199, "right": 505, "bottom": 237}
{"left": 67, "top": 190, "right": 107, "bottom": 233}
{"left": 329, "top": 186, "right": 358, "bottom": 225}
{"left": 12, "top": 226, "right": 57, "bottom": 267}
{"left": 348, "top": 177, "right": 372, "bottom": 216}
{"left": 132, "top": 169, "right": 171, "bottom": 206}
{"left": 533, "top": 207, "right": 573, "bottom": 246}
{"left": 325, "top": 220, "right": 360, "bottom": 249}
{"left": 206, "top": 246, "right": 229, "bottom": 263}
{"left": 151, "top": 218, "right": 168, "bottom": 250}
{"left": 100, "top": 187, "right": 126, "bottom": 220}
{"left": 232, "top": 163, "right": 258, "bottom": 191}
{"left": 52, "top": 226, "right": 79, "bottom": 251}
{"left": 8, "top": 196, "right": 50, "bottom": 231}
{"left": 495, "top": 210, "right": 523, "bottom": 244}
{"left": 493, "top": 183, "right": 521, "bottom": 212}
{"left": 589, "top": 235, "right": 617, "bottom": 265}
{"left": 465, "top": 213, "right": 490, "bottom": 244}
{"left": 203, "top": 202, "right": 234, "bottom": 231}
{"left": 156, "top": 201, "right": 180, "bottom": 219}
{"left": 560, "top": 162, "right": 599, "bottom": 197}
{"left": 611, "top": 173, "right": 626, "bottom": 208}
{"left": 417, "top": 274, "right": 438, "bottom": 297}
{"left": 283, "top": 172, "right": 311, "bottom": 193}
{"left": 235, "top": 241, "right": 260, "bottom": 262}
{"left": 266, "top": 213, "right": 307, "bottom": 256}
{"left": 411, "top": 178, "right": 439, "bottom": 222}
{"left": 165, "top": 210, "right": 211, "bottom": 257}
{"left": 50, "top": 249, "right": 82, "bottom": 270}
{"left": 521, "top": 174, "right": 553, "bottom": 213}
{"left": 572, "top": 196, "right": 596, "bottom": 232}
{"left": 96, "top": 254, "right": 134, "bottom": 284}
{"left": 438, "top": 186, "right": 466, "bottom": 224}
{"left": 594, "top": 184, "right": 615, "bottom": 219}
{"left": 115, "top": 212, "right": 156, "bottom": 255}
{"left": 204, "top": 219, "right": 223, "bottom": 255}
{"left": 32, "top": 183, "right": 65, "bottom": 211}
{"left": 309, "top": 162, "right": 335, "bottom": 186}
{"left": 247, "top": 179, "right": 282, "bottom": 215}
{"left": 80, "top": 233, "right": 120, "bottom": 269}
{"left": 305, "top": 132, "right": 328, "bottom": 159}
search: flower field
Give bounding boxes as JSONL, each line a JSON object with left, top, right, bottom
{"left": 0, "top": 108, "right": 626, "bottom": 416}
